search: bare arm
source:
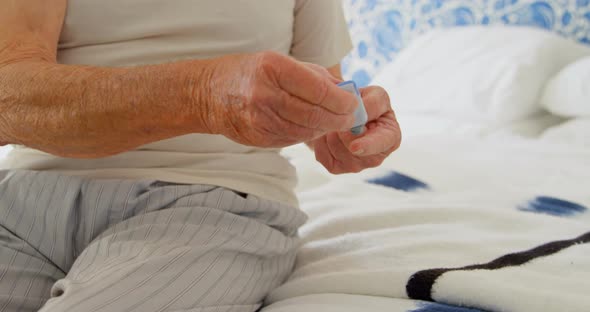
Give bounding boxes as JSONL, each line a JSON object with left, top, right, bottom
{"left": 0, "top": 0, "right": 215, "bottom": 158}
{"left": 0, "top": 0, "right": 358, "bottom": 159}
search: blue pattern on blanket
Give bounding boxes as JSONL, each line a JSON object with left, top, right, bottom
{"left": 367, "top": 171, "right": 430, "bottom": 191}
{"left": 342, "top": 0, "right": 590, "bottom": 86}
{"left": 409, "top": 302, "right": 487, "bottom": 312}
{"left": 519, "top": 196, "right": 588, "bottom": 217}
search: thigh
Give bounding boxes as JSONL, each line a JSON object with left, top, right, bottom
{"left": 39, "top": 200, "right": 302, "bottom": 312}
{"left": 0, "top": 171, "right": 87, "bottom": 273}
{"left": 0, "top": 170, "right": 72, "bottom": 312}
{"left": 0, "top": 170, "right": 170, "bottom": 312}
{"left": 0, "top": 226, "right": 65, "bottom": 312}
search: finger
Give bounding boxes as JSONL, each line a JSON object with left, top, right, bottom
{"left": 348, "top": 111, "right": 402, "bottom": 156}
{"left": 326, "top": 132, "right": 364, "bottom": 174}
{"left": 360, "top": 86, "right": 392, "bottom": 121}
{"left": 314, "top": 135, "right": 337, "bottom": 173}
{"left": 273, "top": 55, "right": 357, "bottom": 115}
{"left": 273, "top": 92, "right": 355, "bottom": 132}
{"left": 302, "top": 62, "right": 343, "bottom": 84}
{"left": 254, "top": 102, "right": 326, "bottom": 145}
{"left": 328, "top": 132, "right": 385, "bottom": 172}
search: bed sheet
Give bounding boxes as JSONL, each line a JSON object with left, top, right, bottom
{"left": 272, "top": 131, "right": 589, "bottom": 312}
{"left": 396, "top": 112, "right": 566, "bottom": 140}
{"left": 281, "top": 113, "right": 578, "bottom": 195}
{"left": 262, "top": 294, "right": 461, "bottom": 312}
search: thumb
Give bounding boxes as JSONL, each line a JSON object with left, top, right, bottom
{"left": 302, "top": 62, "right": 343, "bottom": 84}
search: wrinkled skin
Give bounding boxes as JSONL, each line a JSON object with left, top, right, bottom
{"left": 204, "top": 51, "right": 358, "bottom": 148}
{"left": 204, "top": 52, "right": 402, "bottom": 174}
{"left": 304, "top": 63, "right": 402, "bottom": 174}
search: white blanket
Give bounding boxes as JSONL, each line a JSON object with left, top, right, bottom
{"left": 267, "top": 135, "right": 590, "bottom": 312}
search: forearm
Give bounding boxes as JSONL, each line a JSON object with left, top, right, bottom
{"left": 0, "top": 60, "right": 213, "bottom": 158}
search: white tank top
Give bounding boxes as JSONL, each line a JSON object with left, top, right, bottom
{"left": 0, "top": 0, "right": 352, "bottom": 206}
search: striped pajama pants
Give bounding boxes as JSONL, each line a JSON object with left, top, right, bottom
{"left": 0, "top": 170, "right": 307, "bottom": 312}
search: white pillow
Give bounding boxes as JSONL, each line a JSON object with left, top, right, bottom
{"left": 541, "top": 118, "right": 590, "bottom": 147}
{"left": 540, "top": 56, "right": 590, "bottom": 117}
{"left": 372, "top": 26, "right": 590, "bottom": 124}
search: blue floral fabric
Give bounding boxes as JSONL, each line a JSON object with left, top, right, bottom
{"left": 342, "top": 0, "right": 590, "bottom": 86}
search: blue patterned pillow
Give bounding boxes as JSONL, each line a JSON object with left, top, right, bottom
{"left": 343, "top": 0, "right": 590, "bottom": 86}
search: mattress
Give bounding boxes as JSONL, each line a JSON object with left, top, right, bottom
{"left": 269, "top": 121, "right": 590, "bottom": 312}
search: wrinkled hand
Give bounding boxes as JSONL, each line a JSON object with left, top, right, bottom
{"left": 305, "top": 65, "right": 402, "bottom": 174}
{"left": 202, "top": 51, "right": 358, "bottom": 147}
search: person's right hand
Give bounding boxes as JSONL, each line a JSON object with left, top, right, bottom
{"left": 200, "top": 51, "right": 359, "bottom": 148}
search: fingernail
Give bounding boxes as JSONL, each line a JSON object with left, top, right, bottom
{"left": 353, "top": 149, "right": 365, "bottom": 156}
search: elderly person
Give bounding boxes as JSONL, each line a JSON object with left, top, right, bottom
{"left": 0, "top": 0, "right": 401, "bottom": 311}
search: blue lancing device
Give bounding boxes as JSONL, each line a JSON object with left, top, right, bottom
{"left": 338, "top": 81, "right": 368, "bottom": 135}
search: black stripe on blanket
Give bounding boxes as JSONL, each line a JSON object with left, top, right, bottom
{"left": 406, "top": 230, "right": 590, "bottom": 301}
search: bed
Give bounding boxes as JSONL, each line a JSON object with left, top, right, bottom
{"left": 0, "top": 2, "right": 588, "bottom": 312}
{"left": 264, "top": 123, "right": 589, "bottom": 312}
{"left": 261, "top": 1, "right": 590, "bottom": 311}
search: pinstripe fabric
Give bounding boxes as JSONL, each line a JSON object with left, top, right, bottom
{"left": 0, "top": 170, "right": 306, "bottom": 312}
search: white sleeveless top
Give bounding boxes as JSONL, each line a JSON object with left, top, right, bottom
{"left": 0, "top": 0, "right": 352, "bottom": 206}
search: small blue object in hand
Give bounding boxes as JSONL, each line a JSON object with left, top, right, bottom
{"left": 338, "top": 81, "right": 368, "bottom": 135}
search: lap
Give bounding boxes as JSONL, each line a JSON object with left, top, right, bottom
{"left": 0, "top": 226, "right": 65, "bottom": 312}
{"left": 0, "top": 170, "right": 306, "bottom": 312}
{"left": 41, "top": 206, "right": 298, "bottom": 312}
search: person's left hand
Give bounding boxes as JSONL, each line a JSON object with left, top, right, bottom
{"left": 307, "top": 84, "right": 402, "bottom": 174}
{"left": 301, "top": 62, "right": 401, "bottom": 174}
